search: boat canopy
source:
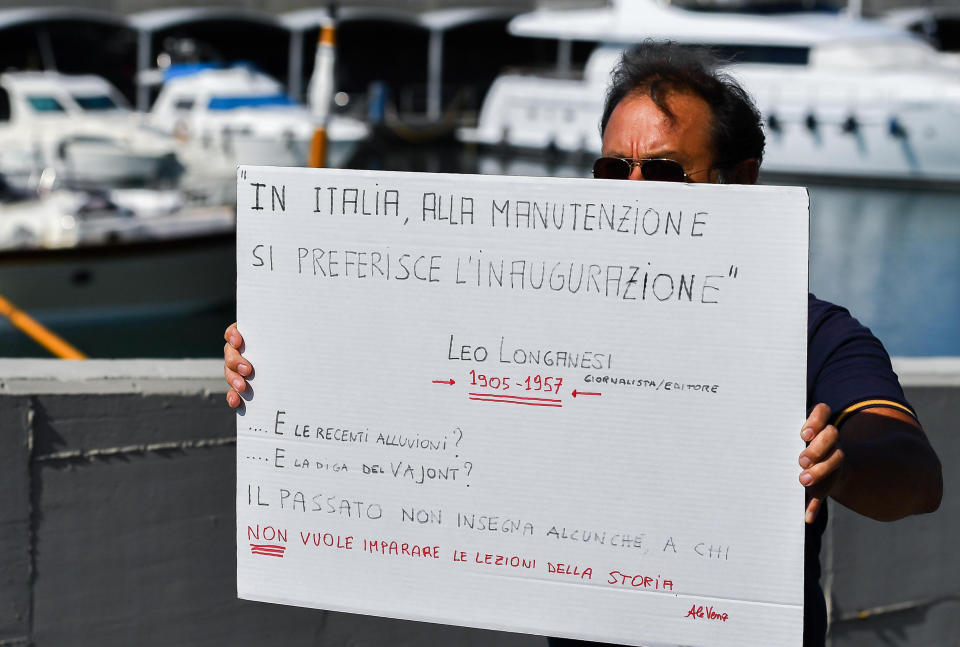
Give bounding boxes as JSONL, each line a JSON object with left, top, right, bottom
{"left": 158, "top": 66, "right": 288, "bottom": 95}
{"left": 0, "top": 7, "right": 127, "bottom": 31}
{"left": 207, "top": 94, "right": 296, "bottom": 110}
{"left": 2, "top": 71, "right": 113, "bottom": 92}
{"left": 281, "top": 7, "right": 519, "bottom": 32}
{"left": 129, "top": 7, "right": 284, "bottom": 32}
{"left": 161, "top": 62, "right": 272, "bottom": 82}
{"left": 509, "top": 0, "right": 919, "bottom": 47}
{"left": 282, "top": 7, "right": 417, "bottom": 31}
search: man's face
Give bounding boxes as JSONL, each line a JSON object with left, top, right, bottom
{"left": 601, "top": 89, "right": 719, "bottom": 184}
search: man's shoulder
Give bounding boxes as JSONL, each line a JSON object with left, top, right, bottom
{"left": 805, "top": 293, "right": 909, "bottom": 417}
{"left": 807, "top": 293, "right": 867, "bottom": 345}
{"left": 808, "top": 293, "right": 850, "bottom": 328}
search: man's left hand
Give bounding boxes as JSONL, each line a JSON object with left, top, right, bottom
{"left": 799, "top": 403, "right": 846, "bottom": 524}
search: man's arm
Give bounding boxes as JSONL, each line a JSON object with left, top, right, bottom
{"left": 799, "top": 403, "right": 943, "bottom": 523}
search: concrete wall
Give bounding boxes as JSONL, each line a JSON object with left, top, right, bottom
{"left": 0, "top": 359, "right": 537, "bottom": 647}
{"left": 825, "top": 358, "right": 960, "bottom": 647}
{"left": 0, "top": 358, "right": 955, "bottom": 646}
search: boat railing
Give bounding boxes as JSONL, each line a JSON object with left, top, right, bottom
{"left": 499, "top": 64, "right": 586, "bottom": 81}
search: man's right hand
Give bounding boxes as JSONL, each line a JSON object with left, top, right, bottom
{"left": 224, "top": 322, "right": 252, "bottom": 409}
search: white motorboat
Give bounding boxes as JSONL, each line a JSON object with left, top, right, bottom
{"left": 0, "top": 72, "right": 181, "bottom": 190}
{"left": 462, "top": 0, "right": 960, "bottom": 186}
{"left": 0, "top": 174, "right": 78, "bottom": 249}
{"left": 145, "top": 64, "right": 369, "bottom": 203}
{"left": 0, "top": 172, "right": 236, "bottom": 322}
{"left": 0, "top": 172, "right": 235, "bottom": 252}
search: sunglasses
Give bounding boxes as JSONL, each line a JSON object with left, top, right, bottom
{"left": 592, "top": 156, "right": 720, "bottom": 182}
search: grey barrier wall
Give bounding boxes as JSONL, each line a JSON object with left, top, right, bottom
{"left": 826, "top": 358, "right": 960, "bottom": 647}
{"left": 0, "top": 358, "right": 956, "bottom": 647}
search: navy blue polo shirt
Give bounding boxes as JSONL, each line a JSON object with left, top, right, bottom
{"left": 549, "top": 294, "right": 915, "bottom": 647}
{"left": 803, "top": 294, "right": 915, "bottom": 646}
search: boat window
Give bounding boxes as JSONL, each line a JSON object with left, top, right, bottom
{"left": 207, "top": 94, "right": 296, "bottom": 110}
{"left": 27, "top": 96, "right": 66, "bottom": 112}
{"left": 174, "top": 97, "right": 196, "bottom": 111}
{"left": 707, "top": 45, "right": 809, "bottom": 65}
{"left": 0, "top": 88, "right": 9, "bottom": 122}
{"left": 73, "top": 95, "right": 119, "bottom": 111}
{"left": 928, "top": 18, "right": 960, "bottom": 52}
{"left": 686, "top": 1, "right": 841, "bottom": 14}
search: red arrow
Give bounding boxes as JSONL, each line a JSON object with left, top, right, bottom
{"left": 432, "top": 379, "right": 455, "bottom": 385}
{"left": 572, "top": 390, "right": 601, "bottom": 398}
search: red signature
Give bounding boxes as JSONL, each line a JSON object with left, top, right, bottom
{"left": 685, "top": 604, "right": 729, "bottom": 622}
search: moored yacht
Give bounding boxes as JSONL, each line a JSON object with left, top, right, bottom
{"left": 0, "top": 173, "right": 236, "bottom": 322}
{"left": 462, "top": 0, "right": 960, "bottom": 186}
{"left": 0, "top": 71, "right": 181, "bottom": 190}
{"left": 145, "top": 64, "right": 369, "bottom": 203}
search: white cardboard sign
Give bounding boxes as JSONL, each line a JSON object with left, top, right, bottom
{"left": 235, "top": 166, "right": 809, "bottom": 647}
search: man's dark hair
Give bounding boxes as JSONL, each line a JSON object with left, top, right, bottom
{"left": 600, "top": 41, "right": 765, "bottom": 171}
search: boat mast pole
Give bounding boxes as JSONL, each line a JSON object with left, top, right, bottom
{"left": 308, "top": 14, "right": 337, "bottom": 168}
{"left": 427, "top": 28, "right": 444, "bottom": 122}
{"left": 136, "top": 29, "right": 152, "bottom": 112}
{"left": 0, "top": 293, "right": 86, "bottom": 360}
{"left": 288, "top": 29, "right": 305, "bottom": 102}
{"left": 557, "top": 40, "right": 572, "bottom": 76}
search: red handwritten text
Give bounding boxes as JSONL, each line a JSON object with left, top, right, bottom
{"left": 547, "top": 562, "right": 593, "bottom": 580}
{"left": 474, "top": 552, "right": 536, "bottom": 569}
{"left": 607, "top": 570, "right": 674, "bottom": 591}
{"left": 468, "top": 370, "right": 564, "bottom": 394}
{"left": 300, "top": 532, "right": 353, "bottom": 550}
{"left": 363, "top": 539, "right": 439, "bottom": 559}
{"left": 247, "top": 524, "right": 287, "bottom": 543}
{"left": 685, "top": 604, "right": 729, "bottom": 622}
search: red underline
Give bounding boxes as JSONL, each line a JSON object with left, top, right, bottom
{"left": 468, "top": 392, "right": 562, "bottom": 403}
{"left": 469, "top": 396, "right": 563, "bottom": 408}
{"left": 250, "top": 544, "right": 286, "bottom": 549}
{"left": 251, "top": 550, "right": 285, "bottom": 557}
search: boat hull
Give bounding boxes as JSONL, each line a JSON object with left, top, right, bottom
{"left": 463, "top": 57, "right": 960, "bottom": 187}
{"left": 0, "top": 232, "right": 236, "bottom": 323}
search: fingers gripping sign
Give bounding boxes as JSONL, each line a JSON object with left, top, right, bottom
{"left": 799, "top": 403, "right": 847, "bottom": 524}
{"left": 224, "top": 322, "right": 254, "bottom": 409}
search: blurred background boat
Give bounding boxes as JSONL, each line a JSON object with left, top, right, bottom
{"left": 461, "top": 0, "right": 960, "bottom": 186}
{"left": 0, "top": 71, "right": 181, "bottom": 190}
{"left": 141, "top": 62, "right": 369, "bottom": 204}
{"left": 0, "top": 166, "right": 235, "bottom": 326}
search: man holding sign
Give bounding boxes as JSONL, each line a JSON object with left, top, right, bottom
{"left": 224, "top": 43, "right": 941, "bottom": 647}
